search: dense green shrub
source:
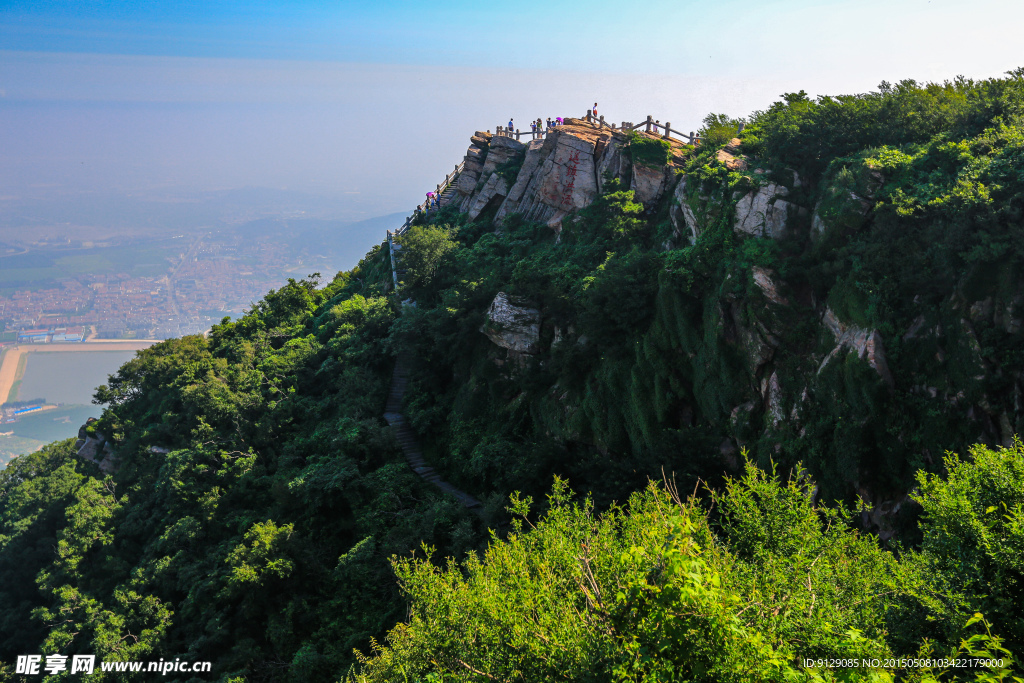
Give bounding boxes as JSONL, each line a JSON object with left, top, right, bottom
{"left": 352, "top": 459, "right": 1022, "bottom": 682}
{"left": 741, "top": 70, "right": 1024, "bottom": 183}
{"left": 628, "top": 131, "right": 672, "bottom": 168}
{"left": 698, "top": 112, "right": 746, "bottom": 148}
{"left": 915, "top": 440, "right": 1024, "bottom": 652}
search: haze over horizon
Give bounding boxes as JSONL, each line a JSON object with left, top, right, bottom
{"left": 3, "top": 0, "right": 1023, "bottom": 227}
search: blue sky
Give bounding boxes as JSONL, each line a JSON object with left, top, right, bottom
{"left": 2, "top": 0, "right": 1023, "bottom": 224}
{"left": 5, "top": 0, "right": 1022, "bottom": 77}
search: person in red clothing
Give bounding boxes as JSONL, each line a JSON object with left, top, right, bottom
{"left": 592, "top": 103, "right": 598, "bottom": 117}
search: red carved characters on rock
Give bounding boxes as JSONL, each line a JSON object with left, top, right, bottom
{"left": 560, "top": 151, "right": 581, "bottom": 208}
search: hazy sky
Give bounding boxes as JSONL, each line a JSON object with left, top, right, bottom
{"left": 2, "top": 0, "right": 1022, "bottom": 221}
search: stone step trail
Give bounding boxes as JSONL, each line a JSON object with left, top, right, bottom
{"left": 439, "top": 185, "right": 459, "bottom": 206}
{"left": 384, "top": 354, "right": 482, "bottom": 510}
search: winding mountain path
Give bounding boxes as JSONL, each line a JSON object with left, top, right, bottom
{"left": 384, "top": 353, "right": 482, "bottom": 510}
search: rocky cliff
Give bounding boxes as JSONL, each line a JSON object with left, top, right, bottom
{"left": 74, "top": 417, "right": 119, "bottom": 473}
{"left": 450, "top": 120, "right": 688, "bottom": 232}
{"left": 422, "top": 115, "right": 1024, "bottom": 539}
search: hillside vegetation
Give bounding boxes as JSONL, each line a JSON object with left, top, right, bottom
{"left": 1, "top": 71, "right": 1024, "bottom": 682}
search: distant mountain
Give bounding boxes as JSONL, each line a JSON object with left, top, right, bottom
{"left": 223, "top": 211, "right": 409, "bottom": 272}
{"left": 0, "top": 187, "right": 406, "bottom": 240}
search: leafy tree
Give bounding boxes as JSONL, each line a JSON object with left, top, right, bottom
{"left": 397, "top": 224, "right": 461, "bottom": 293}
{"left": 915, "top": 440, "right": 1024, "bottom": 654}
{"left": 698, "top": 112, "right": 746, "bottom": 148}
{"left": 352, "top": 467, "right": 1020, "bottom": 682}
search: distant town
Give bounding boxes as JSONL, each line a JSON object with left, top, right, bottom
{"left": 0, "top": 227, "right": 351, "bottom": 342}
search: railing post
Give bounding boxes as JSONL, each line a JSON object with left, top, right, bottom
{"left": 516, "top": 128, "right": 520, "bottom": 140}
{"left": 689, "top": 131, "right": 695, "bottom": 145}
{"left": 599, "top": 115, "right": 605, "bottom": 128}
{"left": 664, "top": 121, "right": 671, "bottom": 139}
{"left": 645, "top": 115, "right": 653, "bottom": 133}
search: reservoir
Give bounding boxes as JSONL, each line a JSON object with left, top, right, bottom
{"left": 1, "top": 347, "right": 146, "bottom": 464}
{"left": 16, "top": 351, "right": 137, "bottom": 406}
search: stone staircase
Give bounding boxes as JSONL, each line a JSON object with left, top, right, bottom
{"left": 384, "top": 354, "right": 482, "bottom": 510}
{"left": 438, "top": 179, "right": 460, "bottom": 207}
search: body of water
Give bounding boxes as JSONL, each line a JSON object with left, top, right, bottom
{"left": 2, "top": 351, "right": 138, "bottom": 456}
{"left": 4, "top": 405, "right": 101, "bottom": 446}
{"left": 16, "top": 351, "right": 136, "bottom": 405}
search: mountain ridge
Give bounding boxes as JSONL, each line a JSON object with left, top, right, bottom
{"left": 1, "top": 72, "right": 1024, "bottom": 681}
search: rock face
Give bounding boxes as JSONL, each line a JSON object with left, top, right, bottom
{"left": 668, "top": 177, "right": 701, "bottom": 245}
{"left": 594, "top": 137, "right": 630, "bottom": 194}
{"left": 716, "top": 139, "right": 749, "bottom": 172}
{"left": 466, "top": 174, "right": 510, "bottom": 220}
{"left": 818, "top": 308, "right": 894, "bottom": 387}
{"left": 729, "top": 302, "right": 777, "bottom": 376}
{"left": 751, "top": 266, "right": 787, "bottom": 305}
{"left": 533, "top": 131, "right": 599, "bottom": 216}
{"left": 762, "top": 371, "right": 785, "bottom": 427}
{"left": 494, "top": 139, "right": 548, "bottom": 224}
{"left": 480, "top": 292, "right": 541, "bottom": 354}
{"left": 630, "top": 162, "right": 672, "bottom": 208}
{"left": 480, "top": 135, "right": 525, "bottom": 175}
{"left": 452, "top": 121, "right": 686, "bottom": 230}
{"left": 734, "top": 182, "right": 792, "bottom": 239}
{"left": 74, "top": 418, "right": 119, "bottom": 473}
{"left": 454, "top": 131, "right": 491, "bottom": 199}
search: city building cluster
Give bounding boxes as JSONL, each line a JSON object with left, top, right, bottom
{"left": 1, "top": 232, "right": 319, "bottom": 342}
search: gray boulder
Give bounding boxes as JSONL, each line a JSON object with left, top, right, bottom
{"left": 734, "top": 182, "right": 791, "bottom": 239}
{"left": 480, "top": 292, "right": 541, "bottom": 354}
{"left": 630, "top": 162, "right": 670, "bottom": 207}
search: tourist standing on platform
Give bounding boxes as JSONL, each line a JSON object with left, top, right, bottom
{"left": 593, "top": 102, "right": 598, "bottom": 118}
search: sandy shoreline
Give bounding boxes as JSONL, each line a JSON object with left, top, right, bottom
{"left": 0, "top": 340, "right": 159, "bottom": 405}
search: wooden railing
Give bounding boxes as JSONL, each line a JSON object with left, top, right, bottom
{"left": 492, "top": 112, "right": 745, "bottom": 146}
{"left": 384, "top": 111, "right": 747, "bottom": 289}
{"left": 386, "top": 160, "right": 467, "bottom": 290}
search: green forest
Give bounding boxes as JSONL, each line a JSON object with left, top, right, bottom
{"left": 2, "top": 71, "right": 1024, "bottom": 682}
